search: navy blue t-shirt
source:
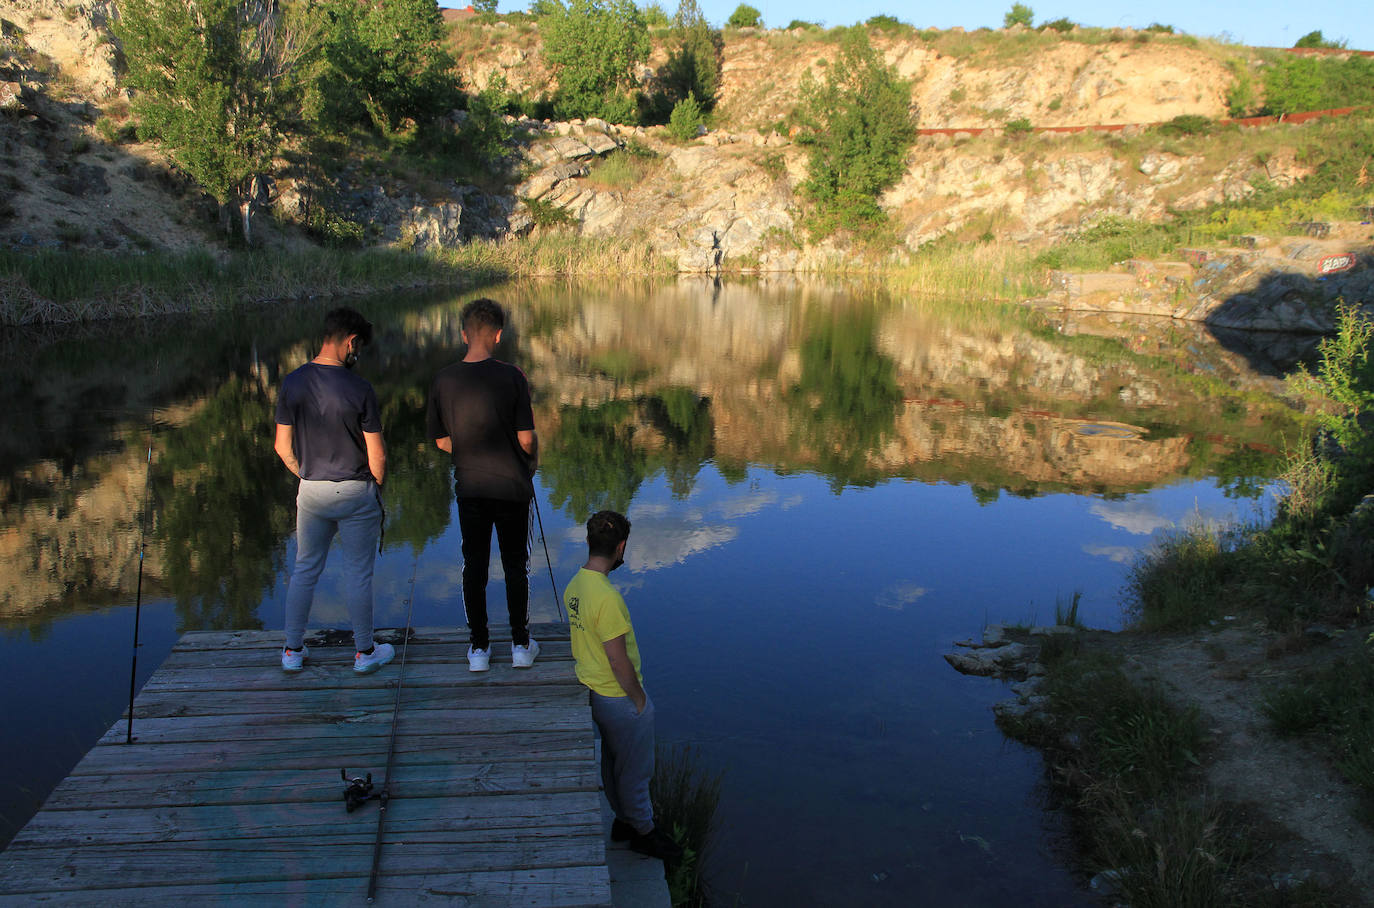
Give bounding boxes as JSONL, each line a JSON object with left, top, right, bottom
{"left": 275, "top": 363, "right": 382, "bottom": 482}
{"left": 426, "top": 358, "right": 535, "bottom": 501}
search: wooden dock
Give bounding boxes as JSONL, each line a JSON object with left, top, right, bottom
{"left": 1, "top": 623, "right": 616, "bottom": 905}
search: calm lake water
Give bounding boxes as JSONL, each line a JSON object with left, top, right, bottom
{"left": 1, "top": 278, "right": 1308, "bottom": 904}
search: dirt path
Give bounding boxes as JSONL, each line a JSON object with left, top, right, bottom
{"left": 1104, "top": 622, "right": 1374, "bottom": 904}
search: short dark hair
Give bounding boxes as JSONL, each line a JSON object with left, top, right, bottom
{"left": 323, "top": 307, "right": 373, "bottom": 346}
{"left": 461, "top": 298, "right": 505, "bottom": 335}
{"left": 587, "top": 510, "right": 631, "bottom": 558}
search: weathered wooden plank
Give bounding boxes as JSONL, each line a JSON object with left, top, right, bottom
{"left": 170, "top": 624, "right": 570, "bottom": 652}
{"left": 138, "top": 659, "right": 578, "bottom": 694}
{"left": 97, "top": 706, "right": 590, "bottom": 747}
{"left": 0, "top": 865, "right": 612, "bottom": 905}
{"left": 126, "top": 683, "right": 585, "bottom": 719}
{"left": 157, "top": 640, "right": 574, "bottom": 672}
{"left": 41, "top": 760, "right": 599, "bottom": 810}
{"left": 5, "top": 623, "right": 614, "bottom": 906}
{"left": 9, "top": 792, "right": 602, "bottom": 847}
{"left": 1, "top": 837, "right": 604, "bottom": 892}
{"left": 68, "top": 731, "right": 594, "bottom": 775}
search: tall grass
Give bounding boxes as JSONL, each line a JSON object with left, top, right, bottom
{"left": 887, "top": 240, "right": 1041, "bottom": 300}
{"left": 1003, "top": 644, "right": 1264, "bottom": 905}
{"left": 1263, "top": 655, "right": 1374, "bottom": 809}
{"left": 650, "top": 743, "right": 723, "bottom": 908}
{"left": 0, "top": 235, "right": 677, "bottom": 326}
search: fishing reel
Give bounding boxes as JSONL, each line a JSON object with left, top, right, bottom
{"left": 342, "top": 769, "right": 376, "bottom": 813}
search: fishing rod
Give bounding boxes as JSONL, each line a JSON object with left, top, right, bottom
{"left": 365, "top": 552, "right": 420, "bottom": 903}
{"left": 531, "top": 495, "right": 563, "bottom": 623}
{"left": 125, "top": 442, "right": 153, "bottom": 745}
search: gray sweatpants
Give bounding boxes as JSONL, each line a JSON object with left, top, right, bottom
{"left": 591, "top": 690, "right": 656, "bottom": 836}
{"left": 283, "top": 479, "right": 381, "bottom": 653}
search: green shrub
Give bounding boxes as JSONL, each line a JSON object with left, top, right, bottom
{"left": 725, "top": 3, "right": 760, "bottom": 28}
{"left": 640, "top": 1, "right": 670, "bottom": 26}
{"left": 667, "top": 92, "right": 704, "bottom": 140}
{"left": 1003, "top": 3, "right": 1033, "bottom": 28}
{"left": 1154, "top": 114, "right": 1214, "bottom": 136}
{"left": 1039, "top": 17, "right": 1074, "bottom": 33}
{"left": 522, "top": 196, "right": 579, "bottom": 228}
{"left": 1004, "top": 117, "right": 1033, "bottom": 136}
{"left": 543, "top": 0, "right": 650, "bottom": 122}
{"left": 1225, "top": 60, "right": 1257, "bottom": 117}
{"left": 1144, "top": 22, "right": 1175, "bottom": 34}
{"left": 1127, "top": 520, "right": 1236, "bottom": 631}
{"left": 1260, "top": 54, "right": 1374, "bottom": 114}
{"left": 785, "top": 19, "right": 819, "bottom": 31}
{"left": 795, "top": 27, "right": 917, "bottom": 233}
{"left": 866, "top": 14, "right": 910, "bottom": 35}
{"left": 1294, "top": 29, "right": 1344, "bottom": 49}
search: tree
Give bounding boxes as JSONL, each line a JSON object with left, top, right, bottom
{"left": 668, "top": 91, "right": 703, "bottom": 139}
{"left": 543, "top": 0, "right": 650, "bottom": 122}
{"left": 657, "top": 0, "right": 722, "bottom": 114}
{"left": 310, "top": 0, "right": 458, "bottom": 135}
{"left": 794, "top": 27, "right": 916, "bottom": 232}
{"left": 1294, "top": 29, "right": 1345, "bottom": 49}
{"left": 116, "top": 0, "right": 315, "bottom": 242}
{"left": 1003, "top": 3, "right": 1033, "bottom": 28}
{"left": 726, "top": 3, "right": 761, "bottom": 28}
{"left": 473, "top": 0, "right": 499, "bottom": 14}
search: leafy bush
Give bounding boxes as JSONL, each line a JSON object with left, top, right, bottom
{"left": 794, "top": 27, "right": 917, "bottom": 233}
{"left": 667, "top": 92, "right": 704, "bottom": 140}
{"left": 1154, "top": 114, "right": 1214, "bottom": 136}
{"left": 640, "top": 2, "right": 670, "bottom": 27}
{"left": 1004, "top": 117, "right": 1033, "bottom": 136}
{"left": 1225, "top": 60, "right": 1257, "bottom": 117}
{"left": 1260, "top": 54, "right": 1374, "bottom": 114}
{"left": 543, "top": 0, "right": 650, "bottom": 122}
{"left": 1294, "top": 29, "right": 1345, "bottom": 49}
{"left": 308, "top": 0, "right": 458, "bottom": 136}
{"left": 645, "top": 0, "right": 723, "bottom": 121}
{"left": 785, "top": 19, "right": 819, "bottom": 31}
{"left": 522, "top": 195, "right": 579, "bottom": 228}
{"left": 1039, "top": 17, "right": 1074, "bottom": 33}
{"left": 726, "top": 3, "right": 761, "bottom": 28}
{"left": 866, "top": 14, "right": 910, "bottom": 34}
{"left": 1003, "top": 3, "right": 1033, "bottom": 28}
{"left": 1144, "top": 22, "right": 1175, "bottom": 34}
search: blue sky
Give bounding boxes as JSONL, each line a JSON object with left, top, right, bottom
{"left": 445, "top": 0, "right": 1374, "bottom": 51}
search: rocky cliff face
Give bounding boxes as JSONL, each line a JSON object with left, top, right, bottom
{"left": 2, "top": 4, "right": 1367, "bottom": 335}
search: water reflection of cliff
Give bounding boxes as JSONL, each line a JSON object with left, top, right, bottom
{"left": 522, "top": 281, "right": 1297, "bottom": 514}
{"left": 2, "top": 280, "right": 1299, "bottom": 628}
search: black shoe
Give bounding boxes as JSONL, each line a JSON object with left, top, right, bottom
{"left": 611, "top": 819, "right": 637, "bottom": 842}
{"left": 629, "top": 826, "right": 685, "bottom": 861}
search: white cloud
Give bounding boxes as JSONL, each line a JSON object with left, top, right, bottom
{"left": 626, "top": 521, "right": 738, "bottom": 572}
{"left": 713, "top": 490, "right": 778, "bottom": 519}
{"left": 875, "top": 581, "right": 929, "bottom": 611}
{"left": 1090, "top": 500, "right": 1174, "bottom": 536}
{"left": 1083, "top": 544, "right": 1136, "bottom": 563}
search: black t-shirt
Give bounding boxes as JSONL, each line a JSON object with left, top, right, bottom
{"left": 426, "top": 358, "right": 536, "bottom": 501}
{"left": 275, "top": 363, "right": 382, "bottom": 482}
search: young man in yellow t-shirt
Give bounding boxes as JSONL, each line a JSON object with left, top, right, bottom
{"left": 565, "top": 510, "right": 683, "bottom": 862}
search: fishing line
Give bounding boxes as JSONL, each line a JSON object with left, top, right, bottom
{"left": 365, "top": 551, "right": 420, "bottom": 903}
{"left": 531, "top": 495, "right": 564, "bottom": 624}
{"left": 125, "top": 442, "right": 153, "bottom": 745}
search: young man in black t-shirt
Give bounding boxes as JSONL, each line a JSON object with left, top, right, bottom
{"left": 426, "top": 298, "right": 540, "bottom": 671}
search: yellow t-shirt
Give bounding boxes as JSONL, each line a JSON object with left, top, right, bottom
{"left": 565, "top": 567, "right": 642, "bottom": 697}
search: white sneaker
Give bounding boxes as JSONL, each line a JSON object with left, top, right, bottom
{"left": 281, "top": 645, "right": 308, "bottom": 672}
{"left": 512, "top": 637, "right": 540, "bottom": 669}
{"left": 354, "top": 642, "right": 395, "bottom": 674}
{"left": 467, "top": 645, "right": 491, "bottom": 672}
